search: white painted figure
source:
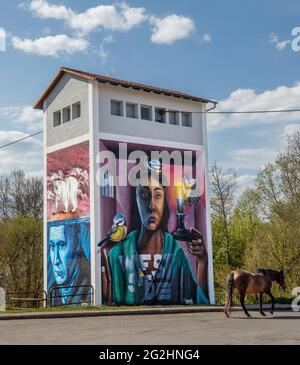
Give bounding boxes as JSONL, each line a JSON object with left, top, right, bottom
{"left": 53, "top": 176, "right": 79, "bottom": 214}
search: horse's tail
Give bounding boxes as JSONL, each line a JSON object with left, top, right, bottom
{"left": 224, "top": 272, "right": 234, "bottom": 317}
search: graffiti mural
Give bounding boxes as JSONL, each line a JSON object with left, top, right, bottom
{"left": 47, "top": 141, "right": 91, "bottom": 305}
{"left": 99, "top": 140, "right": 210, "bottom": 306}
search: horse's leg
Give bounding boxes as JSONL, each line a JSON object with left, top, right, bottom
{"left": 266, "top": 289, "right": 275, "bottom": 315}
{"left": 259, "top": 293, "right": 266, "bottom": 316}
{"left": 224, "top": 272, "right": 234, "bottom": 318}
{"left": 240, "top": 292, "right": 251, "bottom": 318}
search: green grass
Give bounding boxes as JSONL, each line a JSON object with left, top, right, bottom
{"left": 0, "top": 305, "right": 147, "bottom": 315}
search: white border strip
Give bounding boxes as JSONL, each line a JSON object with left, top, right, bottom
{"left": 202, "top": 104, "right": 215, "bottom": 304}
{"left": 43, "top": 103, "right": 48, "bottom": 306}
{"left": 46, "top": 133, "right": 90, "bottom": 154}
{"left": 98, "top": 132, "right": 204, "bottom": 152}
{"left": 89, "top": 81, "right": 102, "bottom": 305}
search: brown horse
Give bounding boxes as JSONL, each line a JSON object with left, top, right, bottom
{"left": 224, "top": 269, "right": 286, "bottom": 318}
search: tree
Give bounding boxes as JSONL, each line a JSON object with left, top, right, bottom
{"left": 0, "top": 170, "right": 43, "bottom": 293}
{"left": 210, "top": 162, "right": 237, "bottom": 266}
{"left": 0, "top": 170, "right": 43, "bottom": 219}
{"left": 0, "top": 216, "right": 43, "bottom": 292}
{"left": 244, "top": 133, "right": 300, "bottom": 294}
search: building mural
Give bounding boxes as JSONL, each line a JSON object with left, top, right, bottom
{"left": 47, "top": 141, "right": 91, "bottom": 305}
{"left": 99, "top": 140, "right": 210, "bottom": 306}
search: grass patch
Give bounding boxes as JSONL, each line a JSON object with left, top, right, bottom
{"left": 0, "top": 305, "right": 147, "bottom": 315}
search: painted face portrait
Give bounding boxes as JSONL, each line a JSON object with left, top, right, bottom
{"left": 49, "top": 225, "right": 71, "bottom": 285}
{"left": 136, "top": 175, "right": 165, "bottom": 231}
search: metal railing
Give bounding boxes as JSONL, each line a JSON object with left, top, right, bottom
{"left": 214, "top": 290, "right": 270, "bottom": 306}
{"left": 49, "top": 284, "right": 94, "bottom": 307}
{"left": 6, "top": 290, "right": 48, "bottom": 310}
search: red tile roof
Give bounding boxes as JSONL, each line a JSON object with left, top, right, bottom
{"left": 34, "top": 67, "right": 217, "bottom": 110}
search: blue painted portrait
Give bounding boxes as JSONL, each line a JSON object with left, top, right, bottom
{"left": 47, "top": 216, "right": 91, "bottom": 305}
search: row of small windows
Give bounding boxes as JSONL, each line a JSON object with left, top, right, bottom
{"left": 53, "top": 102, "right": 81, "bottom": 127}
{"left": 111, "top": 100, "right": 192, "bottom": 127}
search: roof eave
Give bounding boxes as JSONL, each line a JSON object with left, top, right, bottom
{"left": 33, "top": 67, "right": 217, "bottom": 110}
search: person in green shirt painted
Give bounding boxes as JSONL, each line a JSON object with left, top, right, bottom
{"left": 108, "top": 161, "right": 209, "bottom": 305}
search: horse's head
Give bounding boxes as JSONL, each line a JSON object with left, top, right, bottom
{"left": 277, "top": 269, "right": 286, "bottom": 291}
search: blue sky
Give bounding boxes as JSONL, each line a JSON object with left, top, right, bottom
{"left": 1, "top": 0, "right": 300, "bottom": 192}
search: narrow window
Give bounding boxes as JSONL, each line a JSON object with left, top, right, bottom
{"left": 111, "top": 100, "right": 123, "bottom": 116}
{"left": 155, "top": 108, "right": 166, "bottom": 123}
{"left": 72, "top": 102, "right": 81, "bottom": 119}
{"left": 62, "top": 106, "right": 71, "bottom": 123}
{"left": 101, "top": 170, "right": 115, "bottom": 198}
{"left": 182, "top": 112, "right": 192, "bottom": 127}
{"left": 53, "top": 110, "right": 61, "bottom": 127}
{"left": 126, "top": 103, "right": 138, "bottom": 119}
{"left": 141, "top": 105, "right": 152, "bottom": 121}
{"left": 169, "top": 111, "right": 179, "bottom": 125}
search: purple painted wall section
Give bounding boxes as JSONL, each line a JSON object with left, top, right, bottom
{"left": 98, "top": 139, "right": 208, "bottom": 275}
{"left": 98, "top": 139, "right": 210, "bottom": 305}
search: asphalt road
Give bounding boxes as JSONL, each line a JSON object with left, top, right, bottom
{"left": 0, "top": 311, "right": 299, "bottom": 345}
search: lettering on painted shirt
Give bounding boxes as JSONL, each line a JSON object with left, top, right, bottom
{"left": 138, "top": 254, "right": 162, "bottom": 283}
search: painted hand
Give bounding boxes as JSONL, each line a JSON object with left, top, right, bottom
{"left": 187, "top": 228, "right": 208, "bottom": 263}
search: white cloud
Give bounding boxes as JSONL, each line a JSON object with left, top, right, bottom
{"left": 201, "top": 33, "right": 211, "bottom": 43}
{"left": 97, "top": 44, "right": 109, "bottom": 63}
{"left": 11, "top": 34, "right": 89, "bottom": 57}
{"left": 283, "top": 123, "right": 300, "bottom": 137}
{"left": 0, "top": 106, "right": 43, "bottom": 132}
{"left": 26, "top": 1, "right": 147, "bottom": 35}
{"left": 226, "top": 148, "right": 278, "bottom": 170}
{"left": 150, "top": 14, "right": 195, "bottom": 45}
{"left": 270, "top": 32, "right": 279, "bottom": 44}
{"left": 18, "top": 2, "right": 27, "bottom": 10}
{"left": 69, "top": 5, "right": 145, "bottom": 35}
{"left": 276, "top": 40, "right": 291, "bottom": 50}
{"left": 29, "top": 0, "right": 73, "bottom": 20}
{"left": 118, "top": 2, "right": 148, "bottom": 31}
{"left": 26, "top": 170, "right": 43, "bottom": 178}
{"left": 16, "top": 106, "right": 43, "bottom": 131}
{"left": 269, "top": 32, "right": 291, "bottom": 51}
{"left": 103, "top": 34, "right": 114, "bottom": 44}
{"left": 0, "top": 130, "right": 43, "bottom": 175}
{"left": 236, "top": 174, "right": 257, "bottom": 197}
{"left": 23, "top": 1, "right": 198, "bottom": 50}
{"left": 236, "top": 174, "right": 256, "bottom": 189}
{"left": 208, "top": 82, "right": 300, "bottom": 131}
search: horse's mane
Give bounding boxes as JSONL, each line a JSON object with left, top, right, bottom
{"left": 256, "top": 268, "right": 279, "bottom": 280}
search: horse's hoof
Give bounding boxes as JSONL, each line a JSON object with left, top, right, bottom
{"left": 260, "top": 312, "right": 266, "bottom": 316}
{"left": 246, "top": 313, "right": 251, "bottom": 318}
{"left": 270, "top": 311, "right": 274, "bottom": 315}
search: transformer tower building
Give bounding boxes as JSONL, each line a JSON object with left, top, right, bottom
{"left": 34, "top": 67, "right": 217, "bottom": 307}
